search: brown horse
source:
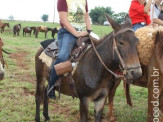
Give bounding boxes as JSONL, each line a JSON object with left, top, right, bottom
{"left": 23, "top": 27, "right": 36, "bottom": 37}
{"left": 108, "top": 31, "right": 163, "bottom": 122}
{"left": 13, "top": 24, "right": 21, "bottom": 36}
{"left": 35, "top": 14, "right": 142, "bottom": 122}
{"left": 1, "top": 23, "right": 10, "bottom": 33}
{"left": 35, "top": 26, "right": 51, "bottom": 38}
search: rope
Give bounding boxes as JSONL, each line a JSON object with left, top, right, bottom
{"left": 152, "top": 0, "right": 156, "bottom": 26}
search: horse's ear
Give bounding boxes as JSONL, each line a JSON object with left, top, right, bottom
{"left": 124, "top": 14, "right": 132, "bottom": 27}
{"left": 105, "top": 13, "right": 120, "bottom": 31}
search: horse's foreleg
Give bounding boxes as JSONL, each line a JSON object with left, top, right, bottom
{"left": 18, "top": 31, "right": 20, "bottom": 36}
{"left": 80, "top": 97, "right": 89, "bottom": 122}
{"left": 147, "top": 64, "right": 162, "bottom": 122}
{"left": 13, "top": 30, "right": 16, "bottom": 37}
{"left": 94, "top": 96, "right": 106, "bottom": 122}
{"left": 160, "top": 90, "right": 163, "bottom": 122}
{"left": 43, "top": 87, "right": 50, "bottom": 121}
{"left": 159, "top": 75, "right": 163, "bottom": 122}
{"left": 147, "top": 86, "right": 155, "bottom": 122}
{"left": 35, "top": 33, "right": 38, "bottom": 38}
{"left": 45, "top": 32, "right": 47, "bottom": 38}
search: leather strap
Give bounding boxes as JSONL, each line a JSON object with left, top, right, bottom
{"left": 113, "top": 28, "right": 134, "bottom": 38}
{"left": 90, "top": 37, "right": 123, "bottom": 79}
{"left": 90, "top": 28, "right": 136, "bottom": 79}
{"left": 151, "top": 1, "right": 155, "bottom": 25}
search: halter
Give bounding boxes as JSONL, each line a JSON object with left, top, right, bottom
{"left": 113, "top": 28, "right": 141, "bottom": 78}
{"left": 91, "top": 27, "right": 141, "bottom": 79}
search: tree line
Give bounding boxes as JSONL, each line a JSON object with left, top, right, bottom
{"left": 8, "top": 7, "right": 127, "bottom": 25}
{"left": 89, "top": 7, "right": 127, "bottom": 25}
{"left": 40, "top": 7, "right": 127, "bottom": 24}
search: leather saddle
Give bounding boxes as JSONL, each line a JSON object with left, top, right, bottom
{"left": 42, "top": 36, "right": 91, "bottom": 63}
{"left": 40, "top": 36, "right": 99, "bottom": 98}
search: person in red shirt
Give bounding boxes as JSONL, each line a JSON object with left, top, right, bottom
{"left": 129, "top": 0, "right": 152, "bottom": 31}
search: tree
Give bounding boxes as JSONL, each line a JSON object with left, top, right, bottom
{"left": 112, "top": 12, "right": 127, "bottom": 24}
{"left": 8, "top": 15, "right": 14, "bottom": 21}
{"left": 89, "top": 7, "right": 114, "bottom": 25}
{"left": 41, "top": 14, "right": 49, "bottom": 22}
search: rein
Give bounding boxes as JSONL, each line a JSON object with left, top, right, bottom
{"left": 90, "top": 28, "right": 139, "bottom": 79}
{"left": 90, "top": 38, "right": 122, "bottom": 78}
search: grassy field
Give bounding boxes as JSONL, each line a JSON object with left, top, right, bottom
{"left": 0, "top": 20, "right": 148, "bottom": 122}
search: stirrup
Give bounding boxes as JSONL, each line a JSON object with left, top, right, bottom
{"left": 47, "top": 85, "right": 55, "bottom": 95}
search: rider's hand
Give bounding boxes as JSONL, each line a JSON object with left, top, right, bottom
{"left": 76, "top": 31, "right": 89, "bottom": 37}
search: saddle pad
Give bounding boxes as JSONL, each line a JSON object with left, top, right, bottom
{"left": 44, "top": 41, "right": 58, "bottom": 58}
{"left": 39, "top": 51, "right": 54, "bottom": 68}
{"left": 39, "top": 52, "right": 77, "bottom": 75}
{"left": 40, "top": 39, "right": 55, "bottom": 49}
{"left": 40, "top": 25, "right": 47, "bottom": 30}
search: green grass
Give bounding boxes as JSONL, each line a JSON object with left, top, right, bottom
{"left": 0, "top": 20, "right": 147, "bottom": 122}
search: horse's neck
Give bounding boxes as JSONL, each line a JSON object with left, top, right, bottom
{"left": 82, "top": 34, "right": 115, "bottom": 75}
{"left": 76, "top": 34, "right": 115, "bottom": 89}
{"left": 94, "top": 34, "right": 114, "bottom": 67}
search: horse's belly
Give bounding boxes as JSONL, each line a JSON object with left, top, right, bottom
{"left": 88, "top": 88, "right": 109, "bottom": 102}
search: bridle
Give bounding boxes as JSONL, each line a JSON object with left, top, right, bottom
{"left": 90, "top": 27, "right": 141, "bottom": 79}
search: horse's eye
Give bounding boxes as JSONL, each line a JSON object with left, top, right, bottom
{"left": 118, "top": 41, "right": 124, "bottom": 45}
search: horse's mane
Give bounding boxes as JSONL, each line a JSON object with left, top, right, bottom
{"left": 95, "top": 33, "right": 111, "bottom": 46}
{"left": 155, "top": 30, "right": 163, "bottom": 58}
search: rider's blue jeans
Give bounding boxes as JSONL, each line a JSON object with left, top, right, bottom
{"left": 132, "top": 23, "right": 146, "bottom": 32}
{"left": 49, "top": 28, "right": 77, "bottom": 86}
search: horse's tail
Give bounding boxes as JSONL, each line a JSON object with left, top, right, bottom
{"left": 35, "top": 47, "right": 47, "bottom": 104}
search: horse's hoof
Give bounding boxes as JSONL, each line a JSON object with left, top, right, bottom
{"left": 44, "top": 117, "right": 50, "bottom": 122}
{"left": 109, "top": 116, "right": 116, "bottom": 122}
{"left": 35, "top": 118, "right": 40, "bottom": 122}
{"left": 108, "top": 115, "right": 116, "bottom": 122}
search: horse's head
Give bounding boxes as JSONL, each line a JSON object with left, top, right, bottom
{"left": 106, "top": 14, "right": 142, "bottom": 83}
{"left": 6, "top": 23, "right": 10, "bottom": 28}
{"left": 0, "top": 38, "right": 5, "bottom": 81}
{"left": 18, "top": 24, "right": 21, "bottom": 29}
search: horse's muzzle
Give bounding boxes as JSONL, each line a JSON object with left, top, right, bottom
{"left": 123, "top": 64, "right": 142, "bottom": 84}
